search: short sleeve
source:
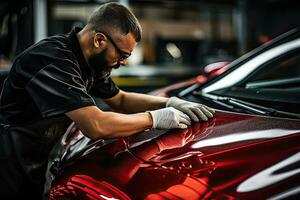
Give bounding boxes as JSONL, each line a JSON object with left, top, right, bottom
{"left": 26, "top": 61, "right": 95, "bottom": 118}
{"left": 89, "top": 77, "right": 120, "bottom": 99}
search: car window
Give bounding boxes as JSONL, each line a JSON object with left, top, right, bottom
{"left": 245, "top": 49, "right": 300, "bottom": 83}
{"left": 202, "top": 38, "right": 300, "bottom": 93}
{"left": 200, "top": 46, "right": 300, "bottom": 116}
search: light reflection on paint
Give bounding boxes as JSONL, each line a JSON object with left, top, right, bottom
{"left": 145, "top": 176, "right": 211, "bottom": 200}
{"left": 153, "top": 151, "right": 203, "bottom": 164}
{"left": 99, "top": 195, "right": 119, "bottom": 200}
{"left": 268, "top": 186, "right": 300, "bottom": 200}
{"left": 237, "top": 152, "right": 300, "bottom": 192}
{"left": 191, "top": 129, "right": 300, "bottom": 149}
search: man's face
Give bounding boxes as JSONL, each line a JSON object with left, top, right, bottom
{"left": 89, "top": 32, "right": 137, "bottom": 79}
{"left": 88, "top": 48, "right": 119, "bottom": 79}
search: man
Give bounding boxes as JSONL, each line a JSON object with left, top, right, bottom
{"left": 0, "top": 2, "right": 214, "bottom": 199}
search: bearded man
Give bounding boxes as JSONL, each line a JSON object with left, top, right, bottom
{"left": 0, "top": 2, "right": 214, "bottom": 199}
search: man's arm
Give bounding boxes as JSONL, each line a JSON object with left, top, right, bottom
{"left": 103, "top": 90, "right": 215, "bottom": 122}
{"left": 66, "top": 106, "right": 153, "bottom": 140}
{"left": 103, "top": 90, "right": 168, "bottom": 113}
{"left": 66, "top": 105, "right": 191, "bottom": 140}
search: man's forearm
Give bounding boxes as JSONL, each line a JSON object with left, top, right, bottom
{"left": 120, "top": 92, "right": 168, "bottom": 113}
{"left": 66, "top": 106, "right": 153, "bottom": 140}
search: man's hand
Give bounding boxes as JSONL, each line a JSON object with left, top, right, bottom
{"left": 166, "top": 97, "right": 215, "bottom": 122}
{"left": 148, "top": 107, "right": 191, "bottom": 129}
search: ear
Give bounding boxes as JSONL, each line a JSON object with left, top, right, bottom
{"left": 93, "top": 33, "right": 106, "bottom": 48}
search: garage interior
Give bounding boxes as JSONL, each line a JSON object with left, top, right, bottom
{"left": 0, "top": 0, "right": 299, "bottom": 93}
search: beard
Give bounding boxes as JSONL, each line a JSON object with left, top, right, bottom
{"left": 88, "top": 49, "right": 120, "bottom": 79}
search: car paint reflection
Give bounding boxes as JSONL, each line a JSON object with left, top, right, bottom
{"left": 50, "top": 110, "right": 300, "bottom": 199}
{"left": 237, "top": 152, "right": 300, "bottom": 192}
{"left": 269, "top": 186, "right": 300, "bottom": 200}
{"left": 191, "top": 128, "right": 300, "bottom": 149}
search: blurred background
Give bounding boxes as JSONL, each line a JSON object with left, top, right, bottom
{"left": 0, "top": 0, "right": 299, "bottom": 93}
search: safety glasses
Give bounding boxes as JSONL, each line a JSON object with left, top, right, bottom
{"left": 102, "top": 33, "right": 131, "bottom": 61}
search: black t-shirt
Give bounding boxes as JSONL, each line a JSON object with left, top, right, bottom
{"left": 1, "top": 27, "right": 119, "bottom": 124}
{"left": 0, "top": 27, "right": 119, "bottom": 189}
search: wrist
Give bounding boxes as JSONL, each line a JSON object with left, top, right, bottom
{"left": 145, "top": 111, "right": 154, "bottom": 129}
{"left": 166, "top": 96, "right": 179, "bottom": 107}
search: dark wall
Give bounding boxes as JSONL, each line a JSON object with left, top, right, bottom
{"left": 245, "top": 0, "right": 300, "bottom": 50}
{"left": 0, "top": 0, "right": 34, "bottom": 60}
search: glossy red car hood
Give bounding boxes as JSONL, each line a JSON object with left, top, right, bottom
{"left": 50, "top": 110, "right": 300, "bottom": 200}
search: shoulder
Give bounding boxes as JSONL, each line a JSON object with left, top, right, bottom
{"left": 12, "top": 34, "right": 79, "bottom": 76}
{"left": 16, "top": 34, "right": 74, "bottom": 62}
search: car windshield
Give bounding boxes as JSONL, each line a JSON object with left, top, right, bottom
{"left": 202, "top": 38, "right": 300, "bottom": 93}
{"left": 179, "top": 35, "right": 300, "bottom": 119}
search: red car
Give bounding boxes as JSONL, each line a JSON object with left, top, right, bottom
{"left": 48, "top": 27, "right": 300, "bottom": 199}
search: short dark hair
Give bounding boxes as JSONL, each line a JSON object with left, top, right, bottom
{"left": 87, "top": 2, "right": 142, "bottom": 42}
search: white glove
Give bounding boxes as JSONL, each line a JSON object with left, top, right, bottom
{"left": 148, "top": 107, "right": 191, "bottom": 129}
{"left": 166, "top": 97, "right": 215, "bottom": 122}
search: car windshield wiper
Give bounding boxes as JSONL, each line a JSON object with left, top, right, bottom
{"left": 193, "top": 91, "right": 300, "bottom": 119}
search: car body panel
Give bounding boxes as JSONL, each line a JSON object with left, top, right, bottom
{"left": 50, "top": 110, "right": 300, "bottom": 199}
